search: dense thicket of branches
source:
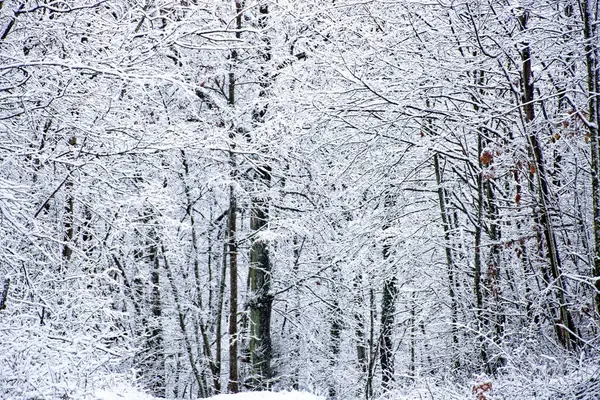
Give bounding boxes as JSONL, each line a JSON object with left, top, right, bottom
{"left": 1, "top": 1, "right": 599, "bottom": 399}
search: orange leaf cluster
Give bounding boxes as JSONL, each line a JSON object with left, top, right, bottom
{"left": 480, "top": 150, "right": 493, "bottom": 166}
{"left": 473, "top": 381, "right": 492, "bottom": 400}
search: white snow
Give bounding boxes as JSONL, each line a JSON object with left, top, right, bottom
{"left": 209, "top": 391, "right": 324, "bottom": 400}
{"left": 94, "top": 390, "right": 324, "bottom": 400}
{"left": 95, "top": 389, "right": 158, "bottom": 400}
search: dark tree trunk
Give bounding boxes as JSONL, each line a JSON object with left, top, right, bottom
{"left": 227, "top": 2, "right": 243, "bottom": 393}
{"left": 248, "top": 3, "right": 275, "bottom": 389}
{"left": 579, "top": 0, "right": 600, "bottom": 318}
{"left": 433, "top": 153, "right": 460, "bottom": 369}
{"left": 519, "top": 10, "right": 578, "bottom": 350}
{"left": 379, "top": 229, "right": 398, "bottom": 391}
{"left": 249, "top": 184, "right": 274, "bottom": 388}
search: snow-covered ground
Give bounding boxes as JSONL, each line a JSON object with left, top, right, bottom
{"left": 95, "top": 389, "right": 157, "bottom": 400}
{"left": 95, "top": 390, "right": 324, "bottom": 400}
{"left": 209, "top": 392, "right": 325, "bottom": 400}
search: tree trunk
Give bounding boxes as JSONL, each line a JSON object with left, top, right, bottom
{"left": 366, "top": 285, "right": 376, "bottom": 400}
{"left": 519, "top": 10, "right": 578, "bottom": 350}
{"left": 328, "top": 266, "right": 343, "bottom": 398}
{"left": 248, "top": 4, "right": 274, "bottom": 389}
{"left": 0, "top": 278, "right": 9, "bottom": 311}
{"left": 227, "top": 2, "right": 243, "bottom": 393}
{"left": 379, "top": 272, "right": 398, "bottom": 391}
{"left": 433, "top": 153, "right": 460, "bottom": 369}
{"left": 474, "top": 132, "right": 490, "bottom": 373}
{"left": 249, "top": 182, "right": 273, "bottom": 389}
{"left": 580, "top": 0, "right": 600, "bottom": 318}
{"left": 62, "top": 136, "right": 76, "bottom": 263}
{"left": 227, "top": 175, "right": 239, "bottom": 393}
{"left": 216, "top": 241, "right": 228, "bottom": 393}
{"left": 379, "top": 216, "right": 398, "bottom": 391}
{"left": 354, "top": 274, "right": 368, "bottom": 372}
{"left": 147, "top": 212, "right": 165, "bottom": 397}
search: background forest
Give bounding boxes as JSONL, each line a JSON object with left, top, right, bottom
{"left": 1, "top": 0, "right": 600, "bottom": 399}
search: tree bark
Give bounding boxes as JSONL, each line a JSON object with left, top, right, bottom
{"left": 580, "top": 0, "right": 600, "bottom": 319}
{"left": 249, "top": 181, "right": 273, "bottom": 389}
{"left": 226, "top": 2, "right": 243, "bottom": 393}
{"left": 379, "top": 204, "right": 398, "bottom": 391}
{"left": 146, "top": 210, "right": 165, "bottom": 397}
{"left": 62, "top": 136, "right": 76, "bottom": 263}
{"left": 433, "top": 153, "right": 460, "bottom": 369}
{"left": 474, "top": 131, "right": 490, "bottom": 373}
{"left": 248, "top": 4, "right": 274, "bottom": 389}
{"left": 379, "top": 268, "right": 398, "bottom": 391}
{"left": 518, "top": 10, "right": 578, "bottom": 350}
{"left": 354, "top": 274, "right": 368, "bottom": 372}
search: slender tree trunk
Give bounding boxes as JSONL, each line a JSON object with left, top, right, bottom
{"left": 226, "top": 2, "right": 243, "bottom": 393}
{"left": 366, "top": 285, "right": 375, "bottom": 400}
{"left": 147, "top": 213, "right": 165, "bottom": 397}
{"left": 379, "top": 271, "right": 397, "bottom": 391}
{"left": 62, "top": 136, "right": 76, "bottom": 263}
{"left": 485, "top": 180, "right": 506, "bottom": 366}
{"left": 227, "top": 175, "right": 239, "bottom": 394}
{"left": 291, "top": 236, "right": 303, "bottom": 391}
{"left": 433, "top": 153, "right": 460, "bottom": 369}
{"left": 379, "top": 214, "right": 398, "bottom": 391}
{"left": 519, "top": 10, "right": 578, "bottom": 350}
{"left": 474, "top": 132, "right": 490, "bottom": 373}
{"left": 0, "top": 278, "right": 9, "bottom": 311}
{"left": 328, "top": 265, "right": 343, "bottom": 398}
{"left": 580, "top": 0, "right": 600, "bottom": 318}
{"left": 216, "top": 241, "right": 228, "bottom": 392}
{"left": 409, "top": 292, "right": 416, "bottom": 378}
{"left": 162, "top": 249, "right": 205, "bottom": 396}
{"left": 354, "top": 273, "right": 368, "bottom": 372}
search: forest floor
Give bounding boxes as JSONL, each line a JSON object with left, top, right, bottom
{"left": 95, "top": 390, "right": 324, "bottom": 400}
{"left": 91, "top": 371, "right": 600, "bottom": 400}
